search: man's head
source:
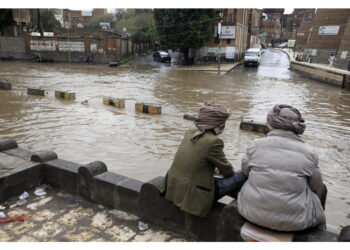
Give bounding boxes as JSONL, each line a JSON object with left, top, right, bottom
{"left": 191, "top": 102, "right": 230, "bottom": 142}
{"left": 267, "top": 104, "right": 305, "bottom": 135}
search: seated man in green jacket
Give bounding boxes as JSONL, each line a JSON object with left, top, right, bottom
{"left": 160, "top": 103, "right": 246, "bottom": 217}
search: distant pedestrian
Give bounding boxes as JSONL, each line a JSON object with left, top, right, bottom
{"left": 328, "top": 54, "right": 335, "bottom": 67}
{"left": 307, "top": 55, "right": 313, "bottom": 63}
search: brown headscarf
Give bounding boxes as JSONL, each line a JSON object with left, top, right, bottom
{"left": 267, "top": 104, "right": 306, "bottom": 135}
{"left": 191, "top": 103, "right": 230, "bottom": 142}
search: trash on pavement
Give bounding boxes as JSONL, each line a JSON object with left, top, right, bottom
{"left": 0, "top": 212, "right": 6, "bottom": 218}
{"left": 16, "top": 199, "right": 27, "bottom": 206}
{"left": 138, "top": 221, "right": 149, "bottom": 231}
{"left": 68, "top": 198, "right": 76, "bottom": 203}
{"left": 34, "top": 188, "right": 47, "bottom": 196}
{"left": 0, "top": 205, "right": 6, "bottom": 210}
{"left": 0, "top": 216, "right": 29, "bottom": 224}
{"left": 9, "top": 204, "right": 17, "bottom": 209}
{"left": 19, "top": 191, "right": 29, "bottom": 200}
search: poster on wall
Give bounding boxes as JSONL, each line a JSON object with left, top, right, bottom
{"left": 318, "top": 26, "right": 340, "bottom": 35}
{"left": 225, "top": 47, "right": 235, "bottom": 59}
{"left": 221, "top": 26, "right": 235, "bottom": 39}
{"left": 59, "top": 41, "right": 84, "bottom": 52}
{"left": 90, "top": 43, "right": 97, "bottom": 53}
{"left": 30, "top": 40, "right": 56, "bottom": 51}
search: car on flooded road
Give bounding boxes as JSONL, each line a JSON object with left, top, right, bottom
{"left": 153, "top": 51, "right": 171, "bottom": 63}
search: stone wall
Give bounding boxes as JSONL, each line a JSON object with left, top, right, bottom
{"left": 0, "top": 36, "right": 31, "bottom": 60}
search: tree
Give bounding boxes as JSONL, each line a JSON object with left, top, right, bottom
{"left": 28, "top": 9, "right": 61, "bottom": 34}
{"left": 154, "top": 9, "right": 215, "bottom": 65}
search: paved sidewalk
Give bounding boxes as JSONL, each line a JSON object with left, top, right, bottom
{"left": 277, "top": 48, "right": 350, "bottom": 75}
{"left": 175, "top": 61, "right": 243, "bottom": 75}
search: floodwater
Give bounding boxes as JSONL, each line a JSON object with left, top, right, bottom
{"left": 0, "top": 49, "right": 349, "bottom": 233}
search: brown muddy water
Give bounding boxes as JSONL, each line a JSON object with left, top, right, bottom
{"left": 0, "top": 50, "right": 349, "bottom": 233}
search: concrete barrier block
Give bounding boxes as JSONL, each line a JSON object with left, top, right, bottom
{"left": 240, "top": 120, "right": 269, "bottom": 133}
{"left": 161, "top": 197, "right": 186, "bottom": 232}
{"left": 216, "top": 200, "right": 246, "bottom": 241}
{"left": 139, "top": 176, "right": 164, "bottom": 226}
{"left": 0, "top": 140, "right": 18, "bottom": 152}
{"left": 43, "top": 159, "right": 80, "bottom": 194}
{"left": 55, "top": 90, "right": 76, "bottom": 100}
{"left": 135, "top": 103, "right": 161, "bottom": 114}
{"left": 93, "top": 172, "right": 128, "bottom": 208}
{"left": 0, "top": 81, "right": 12, "bottom": 90}
{"left": 27, "top": 88, "right": 46, "bottom": 96}
{"left": 78, "top": 161, "right": 108, "bottom": 200}
{"left": 102, "top": 97, "right": 125, "bottom": 109}
{"left": 31, "top": 151, "right": 58, "bottom": 162}
{"left": 0, "top": 164, "right": 43, "bottom": 202}
{"left": 338, "top": 225, "right": 350, "bottom": 242}
{"left": 185, "top": 202, "right": 226, "bottom": 241}
{"left": 117, "top": 178, "right": 144, "bottom": 215}
{"left": 2, "top": 148, "right": 32, "bottom": 161}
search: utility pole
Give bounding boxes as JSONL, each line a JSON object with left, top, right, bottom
{"left": 217, "top": 11, "right": 223, "bottom": 75}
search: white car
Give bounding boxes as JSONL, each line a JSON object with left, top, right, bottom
{"left": 244, "top": 48, "right": 261, "bottom": 66}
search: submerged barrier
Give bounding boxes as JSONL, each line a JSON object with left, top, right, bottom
{"left": 0, "top": 81, "right": 12, "bottom": 90}
{"left": 55, "top": 90, "right": 76, "bottom": 100}
{"left": 135, "top": 103, "right": 162, "bottom": 115}
{"left": 27, "top": 88, "right": 46, "bottom": 96}
{"left": 0, "top": 139, "right": 340, "bottom": 242}
{"left": 103, "top": 97, "right": 125, "bottom": 109}
{"left": 240, "top": 120, "right": 269, "bottom": 134}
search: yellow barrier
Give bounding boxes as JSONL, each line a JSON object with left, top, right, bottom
{"left": 135, "top": 103, "right": 162, "bottom": 114}
{"left": 102, "top": 97, "right": 125, "bottom": 109}
{"left": 55, "top": 91, "right": 76, "bottom": 100}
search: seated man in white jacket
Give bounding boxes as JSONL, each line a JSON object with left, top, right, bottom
{"left": 238, "top": 104, "right": 327, "bottom": 232}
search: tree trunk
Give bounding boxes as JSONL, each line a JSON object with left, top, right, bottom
{"left": 37, "top": 9, "right": 43, "bottom": 36}
{"left": 181, "top": 48, "right": 190, "bottom": 65}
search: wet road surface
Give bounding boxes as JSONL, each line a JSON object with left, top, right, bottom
{"left": 1, "top": 49, "right": 350, "bottom": 233}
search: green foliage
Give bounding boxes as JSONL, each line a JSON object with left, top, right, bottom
{"left": 28, "top": 9, "right": 61, "bottom": 32}
{"left": 0, "top": 9, "right": 13, "bottom": 24}
{"left": 114, "top": 9, "right": 157, "bottom": 44}
{"left": 153, "top": 9, "right": 215, "bottom": 50}
{"left": 86, "top": 14, "right": 116, "bottom": 29}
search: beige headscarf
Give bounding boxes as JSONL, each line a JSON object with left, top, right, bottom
{"left": 191, "top": 103, "right": 230, "bottom": 142}
{"left": 267, "top": 104, "right": 306, "bottom": 135}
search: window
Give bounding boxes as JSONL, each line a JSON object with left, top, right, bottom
{"left": 227, "top": 39, "right": 231, "bottom": 44}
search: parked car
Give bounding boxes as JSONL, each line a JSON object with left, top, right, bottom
{"left": 153, "top": 51, "right": 171, "bottom": 63}
{"left": 244, "top": 48, "right": 261, "bottom": 66}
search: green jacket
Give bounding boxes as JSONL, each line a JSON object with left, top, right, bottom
{"left": 160, "top": 128, "right": 234, "bottom": 217}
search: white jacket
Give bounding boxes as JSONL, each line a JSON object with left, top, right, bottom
{"left": 237, "top": 129, "right": 326, "bottom": 231}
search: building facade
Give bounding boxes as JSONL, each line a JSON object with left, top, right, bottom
{"left": 0, "top": 9, "right": 30, "bottom": 36}
{"left": 63, "top": 9, "right": 108, "bottom": 29}
{"left": 301, "top": 9, "right": 350, "bottom": 70}
{"left": 282, "top": 9, "right": 315, "bottom": 42}
{"left": 195, "top": 8, "right": 251, "bottom": 63}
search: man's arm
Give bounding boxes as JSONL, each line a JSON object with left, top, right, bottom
{"left": 207, "top": 139, "right": 234, "bottom": 177}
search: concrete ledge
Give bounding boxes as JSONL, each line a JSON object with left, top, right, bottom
{"left": 78, "top": 161, "right": 108, "bottom": 199}
{"left": 43, "top": 159, "right": 81, "bottom": 194}
{"left": 93, "top": 172, "right": 128, "bottom": 208}
{"left": 217, "top": 200, "right": 246, "bottom": 241}
{"left": 117, "top": 178, "right": 144, "bottom": 215}
{"left": 139, "top": 176, "right": 164, "bottom": 226}
{"left": 186, "top": 202, "right": 226, "bottom": 241}
{"left": 0, "top": 140, "right": 18, "bottom": 152}
{"left": 2, "top": 148, "right": 32, "bottom": 161}
{"left": 31, "top": 151, "right": 58, "bottom": 162}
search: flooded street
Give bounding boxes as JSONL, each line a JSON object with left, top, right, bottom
{"left": 1, "top": 49, "right": 350, "bottom": 233}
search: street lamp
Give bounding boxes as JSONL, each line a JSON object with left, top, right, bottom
{"left": 217, "top": 11, "right": 223, "bottom": 75}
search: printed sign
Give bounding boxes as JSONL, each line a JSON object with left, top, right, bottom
{"left": 225, "top": 47, "right": 235, "bottom": 59}
{"left": 90, "top": 43, "right": 97, "bottom": 53}
{"left": 221, "top": 26, "right": 235, "bottom": 39}
{"left": 318, "top": 26, "right": 340, "bottom": 35}
{"left": 297, "top": 33, "right": 305, "bottom": 36}
{"left": 341, "top": 51, "right": 348, "bottom": 59}
{"left": 82, "top": 10, "right": 92, "bottom": 16}
{"left": 312, "top": 49, "right": 317, "bottom": 56}
{"left": 30, "top": 40, "right": 56, "bottom": 51}
{"left": 59, "top": 41, "right": 84, "bottom": 52}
